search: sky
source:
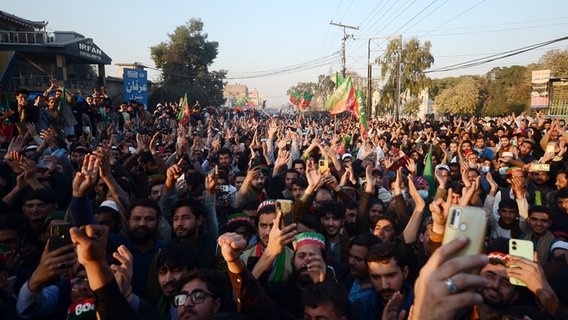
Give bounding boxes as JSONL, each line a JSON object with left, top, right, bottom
{"left": 4, "top": 0, "right": 568, "bottom": 107}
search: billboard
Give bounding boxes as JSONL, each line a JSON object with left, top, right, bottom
{"left": 123, "top": 68, "right": 148, "bottom": 108}
{"left": 530, "top": 69, "right": 550, "bottom": 109}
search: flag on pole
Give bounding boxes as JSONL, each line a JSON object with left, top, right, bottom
{"left": 324, "top": 77, "right": 355, "bottom": 115}
{"left": 290, "top": 93, "right": 302, "bottom": 105}
{"left": 345, "top": 87, "right": 358, "bottom": 119}
{"left": 335, "top": 72, "right": 344, "bottom": 89}
{"left": 300, "top": 94, "right": 313, "bottom": 108}
{"left": 60, "top": 88, "right": 67, "bottom": 113}
{"left": 423, "top": 144, "right": 436, "bottom": 197}
{"left": 355, "top": 88, "right": 369, "bottom": 133}
{"left": 177, "top": 93, "right": 190, "bottom": 125}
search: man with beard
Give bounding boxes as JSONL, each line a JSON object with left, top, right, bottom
{"left": 70, "top": 156, "right": 165, "bottom": 298}
{"left": 352, "top": 242, "right": 414, "bottom": 319}
{"left": 159, "top": 161, "right": 218, "bottom": 269}
{"left": 241, "top": 200, "right": 295, "bottom": 282}
{"left": 170, "top": 197, "right": 218, "bottom": 269}
{"left": 527, "top": 170, "right": 556, "bottom": 209}
{"left": 459, "top": 251, "right": 564, "bottom": 319}
{"left": 343, "top": 201, "right": 358, "bottom": 236}
{"left": 220, "top": 230, "right": 334, "bottom": 319}
{"left": 118, "top": 198, "right": 164, "bottom": 297}
{"left": 216, "top": 148, "right": 236, "bottom": 180}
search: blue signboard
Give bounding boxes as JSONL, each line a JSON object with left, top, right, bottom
{"left": 123, "top": 68, "right": 148, "bottom": 108}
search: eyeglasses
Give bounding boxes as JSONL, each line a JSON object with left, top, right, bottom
{"left": 173, "top": 290, "right": 213, "bottom": 307}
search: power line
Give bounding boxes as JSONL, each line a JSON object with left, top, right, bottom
{"left": 421, "top": 0, "right": 487, "bottom": 37}
{"left": 426, "top": 36, "right": 568, "bottom": 73}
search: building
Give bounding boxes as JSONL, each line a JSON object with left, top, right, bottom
{"left": 0, "top": 10, "right": 111, "bottom": 95}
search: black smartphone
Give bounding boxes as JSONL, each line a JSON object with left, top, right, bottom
{"left": 49, "top": 223, "right": 73, "bottom": 251}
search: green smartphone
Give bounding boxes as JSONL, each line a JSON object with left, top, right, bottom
{"left": 508, "top": 239, "right": 534, "bottom": 286}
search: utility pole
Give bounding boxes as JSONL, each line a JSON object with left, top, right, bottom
{"left": 367, "top": 35, "right": 402, "bottom": 121}
{"left": 330, "top": 22, "right": 359, "bottom": 78}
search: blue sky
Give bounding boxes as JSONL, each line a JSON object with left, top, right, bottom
{"left": 4, "top": 0, "right": 568, "bottom": 106}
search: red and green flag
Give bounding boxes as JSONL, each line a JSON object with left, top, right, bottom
{"left": 290, "top": 93, "right": 302, "bottom": 105}
{"left": 177, "top": 93, "right": 190, "bottom": 125}
{"left": 299, "top": 94, "right": 313, "bottom": 108}
{"left": 324, "top": 77, "right": 355, "bottom": 115}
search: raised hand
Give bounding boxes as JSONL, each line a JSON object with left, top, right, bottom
{"left": 110, "top": 245, "right": 134, "bottom": 300}
{"left": 305, "top": 160, "right": 322, "bottom": 189}
{"left": 72, "top": 154, "right": 100, "bottom": 197}
{"left": 405, "top": 158, "right": 416, "bottom": 175}
{"left": 274, "top": 149, "right": 291, "bottom": 169}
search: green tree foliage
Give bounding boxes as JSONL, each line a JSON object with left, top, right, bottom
{"left": 538, "top": 49, "right": 568, "bottom": 77}
{"left": 288, "top": 74, "right": 335, "bottom": 107}
{"left": 435, "top": 76, "right": 480, "bottom": 114}
{"left": 376, "top": 38, "right": 434, "bottom": 116}
{"left": 150, "top": 18, "right": 226, "bottom": 107}
{"left": 536, "top": 49, "right": 568, "bottom": 101}
{"left": 480, "top": 66, "right": 530, "bottom": 116}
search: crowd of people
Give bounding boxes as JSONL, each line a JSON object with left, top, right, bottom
{"left": 0, "top": 81, "right": 568, "bottom": 320}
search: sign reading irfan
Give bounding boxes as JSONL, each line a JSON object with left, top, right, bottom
{"left": 123, "top": 68, "right": 148, "bottom": 108}
{"left": 77, "top": 41, "right": 103, "bottom": 62}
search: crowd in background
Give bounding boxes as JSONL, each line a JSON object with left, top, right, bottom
{"left": 0, "top": 82, "right": 568, "bottom": 319}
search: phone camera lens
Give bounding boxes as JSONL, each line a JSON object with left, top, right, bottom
{"left": 512, "top": 241, "right": 517, "bottom": 245}
{"left": 512, "top": 246, "right": 517, "bottom": 250}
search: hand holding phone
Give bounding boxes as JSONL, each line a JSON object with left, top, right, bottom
{"left": 276, "top": 199, "right": 294, "bottom": 229}
{"left": 441, "top": 206, "right": 487, "bottom": 259}
{"left": 508, "top": 239, "right": 534, "bottom": 286}
{"left": 318, "top": 159, "right": 329, "bottom": 175}
{"left": 49, "top": 223, "right": 73, "bottom": 251}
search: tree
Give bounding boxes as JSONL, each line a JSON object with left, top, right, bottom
{"left": 287, "top": 74, "right": 335, "bottom": 109}
{"left": 376, "top": 38, "right": 434, "bottom": 118}
{"left": 435, "top": 76, "right": 480, "bottom": 115}
{"left": 480, "top": 66, "right": 530, "bottom": 116}
{"left": 150, "top": 18, "right": 226, "bottom": 107}
{"left": 535, "top": 49, "right": 568, "bottom": 101}
{"left": 538, "top": 49, "right": 568, "bottom": 77}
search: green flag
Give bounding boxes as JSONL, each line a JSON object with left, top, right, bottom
{"left": 60, "top": 88, "right": 67, "bottom": 113}
{"left": 355, "top": 88, "right": 369, "bottom": 133}
{"left": 423, "top": 144, "right": 436, "bottom": 197}
{"left": 335, "top": 72, "right": 344, "bottom": 88}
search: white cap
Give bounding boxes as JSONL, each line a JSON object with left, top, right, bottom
{"left": 97, "top": 200, "right": 119, "bottom": 214}
{"left": 551, "top": 241, "right": 568, "bottom": 252}
{"left": 342, "top": 153, "right": 353, "bottom": 160}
